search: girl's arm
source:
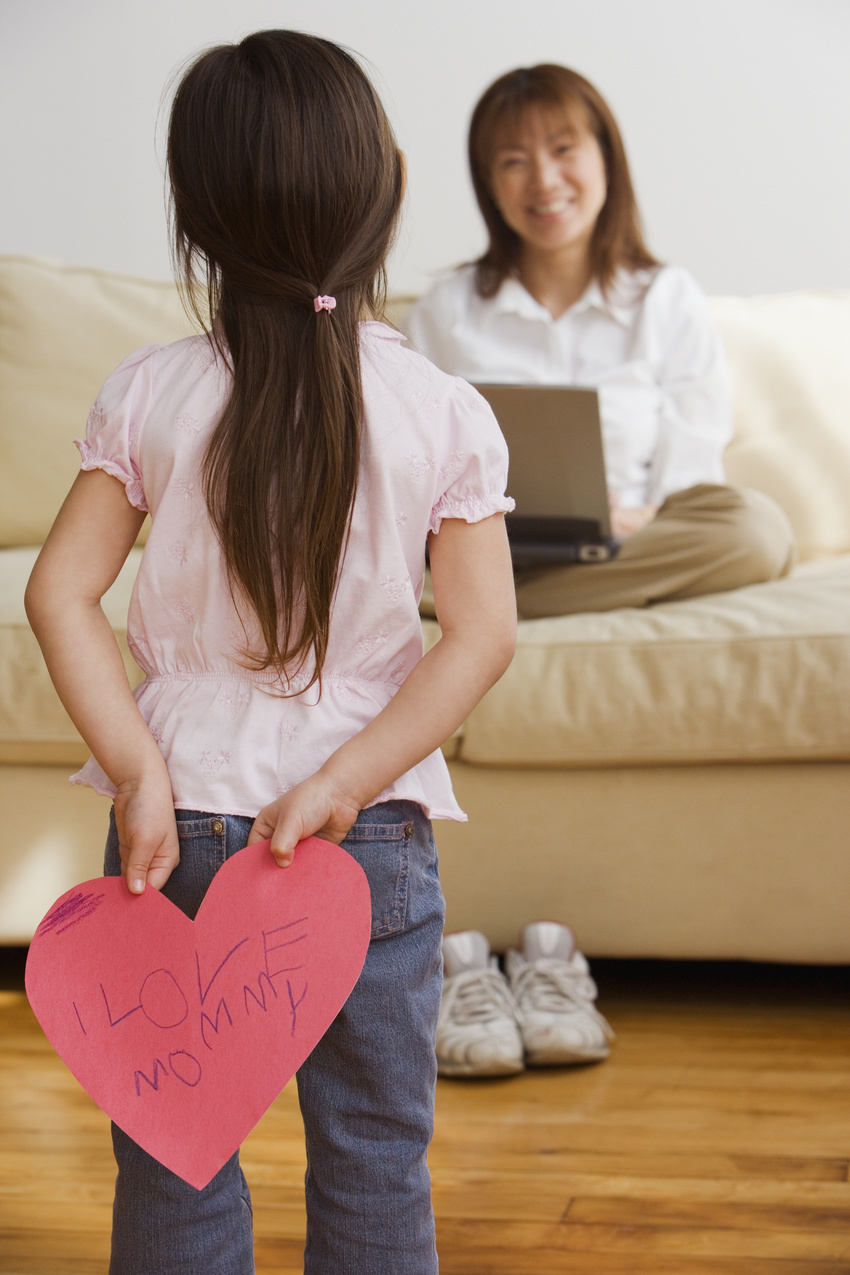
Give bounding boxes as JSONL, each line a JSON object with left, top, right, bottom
{"left": 25, "top": 469, "right": 179, "bottom": 894}
{"left": 248, "top": 513, "right": 517, "bottom": 863}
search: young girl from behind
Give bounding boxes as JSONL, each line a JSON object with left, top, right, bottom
{"left": 25, "top": 30, "right": 516, "bottom": 1275}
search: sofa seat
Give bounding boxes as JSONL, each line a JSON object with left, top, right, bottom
{"left": 442, "top": 556, "right": 850, "bottom": 769}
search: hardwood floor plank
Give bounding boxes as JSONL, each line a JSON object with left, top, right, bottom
{"left": 0, "top": 1200, "right": 113, "bottom": 1233}
{"left": 0, "top": 1260, "right": 111, "bottom": 1275}
{"left": 564, "top": 1194, "right": 850, "bottom": 1232}
{"left": 436, "top": 1216, "right": 850, "bottom": 1261}
{"left": 430, "top": 1149, "right": 850, "bottom": 1184}
{"left": 251, "top": 1236, "right": 307, "bottom": 1274}
{"left": 430, "top": 1170, "right": 850, "bottom": 1213}
{"left": 0, "top": 1228, "right": 111, "bottom": 1264}
{"left": 429, "top": 1117, "right": 850, "bottom": 1161}
{"left": 434, "top": 1242, "right": 850, "bottom": 1275}
{"left": 554, "top": 1222, "right": 850, "bottom": 1261}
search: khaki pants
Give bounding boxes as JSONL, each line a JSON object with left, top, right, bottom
{"left": 420, "top": 485, "right": 796, "bottom": 621}
{"left": 513, "top": 484, "right": 796, "bottom": 618}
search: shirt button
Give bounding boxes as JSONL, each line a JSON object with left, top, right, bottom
{"left": 212, "top": 819, "right": 224, "bottom": 835}
{"left": 404, "top": 822, "right": 414, "bottom": 837}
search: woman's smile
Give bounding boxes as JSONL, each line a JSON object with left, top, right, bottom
{"left": 528, "top": 197, "right": 574, "bottom": 215}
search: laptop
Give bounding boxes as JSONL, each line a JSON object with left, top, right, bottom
{"left": 473, "top": 384, "right": 619, "bottom": 566}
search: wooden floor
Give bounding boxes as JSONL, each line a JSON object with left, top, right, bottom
{"left": 1, "top": 950, "right": 849, "bottom": 1274}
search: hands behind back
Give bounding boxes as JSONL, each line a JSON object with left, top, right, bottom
{"left": 113, "top": 762, "right": 181, "bottom": 895}
{"left": 247, "top": 772, "right": 362, "bottom": 868}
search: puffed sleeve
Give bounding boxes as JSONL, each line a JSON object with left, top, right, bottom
{"left": 74, "top": 344, "right": 159, "bottom": 512}
{"left": 646, "top": 267, "right": 734, "bottom": 505}
{"left": 429, "top": 376, "right": 515, "bottom": 534}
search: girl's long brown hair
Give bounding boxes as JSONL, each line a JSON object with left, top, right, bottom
{"left": 167, "top": 31, "right": 404, "bottom": 689}
{"left": 468, "top": 64, "right": 658, "bottom": 298}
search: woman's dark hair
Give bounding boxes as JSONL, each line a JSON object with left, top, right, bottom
{"left": 167, "top": 30, "right": 404, "bottom": 688}
{"left": 468, "top": 63, "right": 658, "bottom": 298}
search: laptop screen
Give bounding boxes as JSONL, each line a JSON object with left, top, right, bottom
{"left": 473, "top": 384, "right": 613, "bottom": 546}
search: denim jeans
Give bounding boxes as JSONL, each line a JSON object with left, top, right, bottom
{"left": 104, "top": 801, "right": 444, "bottom": 1275}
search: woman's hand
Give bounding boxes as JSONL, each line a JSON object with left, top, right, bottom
{"left": 247, "top": 773, "right": 362, "bottom": 868}
{"left": 609, "top": 493, "right": 659, "bottom": 539}
{"left": 113, "top": 762, "right": 180, "bottom": 895}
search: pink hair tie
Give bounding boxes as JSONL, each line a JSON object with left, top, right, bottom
{"left": 313, "top": 295, "right": 337, "bottom": 313}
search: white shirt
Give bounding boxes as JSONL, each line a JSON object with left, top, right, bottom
{"left": 406, "top": 264, "right": 733, "bottom": 508}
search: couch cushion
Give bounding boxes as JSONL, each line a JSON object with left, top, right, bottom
{"left": 459, "top": 556, "right": 850, "bottom": 767}
{"left": 0, "top": 547, "right": 144, "bottom": 763}
{"left": 0, "top": 256, "right": 195, "bottom": 547}
{"left": 712, "top": 292, "right": 850, "bottom": 561}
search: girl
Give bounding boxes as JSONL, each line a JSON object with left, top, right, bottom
{"left": 25, "top": 30, "right": 516, "bottom": 1275}
{"left": 408, "top": 63, "right": 796, "bottom": 617}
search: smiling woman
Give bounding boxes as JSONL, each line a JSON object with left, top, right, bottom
{"left": 407, "top": 62, "right": 795, "bottom": 606}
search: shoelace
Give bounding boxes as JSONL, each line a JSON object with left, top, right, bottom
{"left": 443, "top": 967, "right": 521, "bottom": 1026}
{"left": 512, "top": 960, "right": 615, "bottom": 1039}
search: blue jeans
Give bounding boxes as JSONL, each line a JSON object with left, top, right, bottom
{"left": 104, "top": 802, "right": 444, "bottom": 1275}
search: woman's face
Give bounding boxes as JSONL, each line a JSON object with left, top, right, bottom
{"left": 488, "top": 104, "right": 608, "bottom": 263}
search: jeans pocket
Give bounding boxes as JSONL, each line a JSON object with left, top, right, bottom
{"left": 342, "top": 819, "right": 413, "bottom": 940}
{"left": 103, "top": 808, "right": 231, "bottom": 921}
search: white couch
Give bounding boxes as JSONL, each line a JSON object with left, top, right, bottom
{"left": 2, "top": 256, "right": 849, "bottom": 959}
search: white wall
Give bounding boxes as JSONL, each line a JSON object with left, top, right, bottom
{"left": 2, "top": 0, "right": 848, "bottom": 298}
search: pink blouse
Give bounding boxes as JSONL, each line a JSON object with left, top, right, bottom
{"left": 72, "top": 322, "right": 512, "bottom": 821}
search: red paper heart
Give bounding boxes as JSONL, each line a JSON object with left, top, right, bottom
{"left": 25, "top": 838, "right": 371, "bottom": 1189}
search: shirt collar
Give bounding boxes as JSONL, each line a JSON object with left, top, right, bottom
{"left": 492, "top": 269, "right": 640, "bottom": 328}
{"left": 491, "top": 276, "right": 551, "bottom": 322}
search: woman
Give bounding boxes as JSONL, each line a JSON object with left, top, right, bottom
{"left": 407, "top": 64, "right": 795, "bottom": 1082}
{"left": 408, "top": 63, "right": 795, "bottom": 619}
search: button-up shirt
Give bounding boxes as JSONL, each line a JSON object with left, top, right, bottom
{"left": 406, "top": 264, "right": 733, "bottom": 508}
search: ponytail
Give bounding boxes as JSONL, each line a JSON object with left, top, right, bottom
{"left": 167, "top": 31, "right": 403, "bottom": 689}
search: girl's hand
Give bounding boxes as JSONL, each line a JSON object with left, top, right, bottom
{"left": 247, "top": 773, "right": 362, "bottom": 868}
{"left": 113, "top": 766, "right": 180, "bottom": 895}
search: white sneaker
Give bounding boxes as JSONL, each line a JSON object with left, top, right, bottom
{"left": 437, "top": 931, "right": 524, "bottom": 1077}
{"left": 505, "top": 922, "right": 614, "bottom": 1066}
